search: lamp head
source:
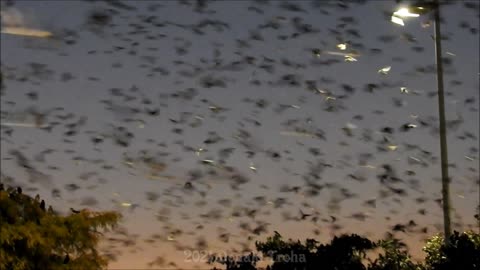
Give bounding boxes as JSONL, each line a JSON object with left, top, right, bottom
{"left": 393, "top": 7, "right": 421, "bottom": 18}
{"left": 391, "top": 2, "right": 437, "bottom": 26}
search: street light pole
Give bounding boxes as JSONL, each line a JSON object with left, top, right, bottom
{"left": 392, "top": 0, "right": 455, "bottom": 245}
{"left": 432, "top": 0, "right": 452, "bottom": 242}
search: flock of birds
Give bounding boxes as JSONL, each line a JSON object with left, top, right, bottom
{"left": 0, "top": 0, "right": 479, "bottom": 268}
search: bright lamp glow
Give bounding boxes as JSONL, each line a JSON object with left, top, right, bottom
{"left": 391, "top": 15, "right": 405, "bottom": 26}
{"left": 393, "top": 8, "right": 420, "bottom": 18}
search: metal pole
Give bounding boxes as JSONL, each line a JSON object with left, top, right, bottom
{"left": 477, "top": 178, "right": 480, "bottom": 233}
{"left": 433, "top": 0, "right": 452, "bottom": 243}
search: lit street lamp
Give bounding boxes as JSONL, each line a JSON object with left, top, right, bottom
{"left": 392, "top": 0, "right": 452, "bottom": 242}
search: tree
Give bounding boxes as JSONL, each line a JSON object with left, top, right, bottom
{"left": 0, "top": 185, "right": 121, "bottom": 270}
{"left": 423, "top": 231, "right": 480, "bottom": 270}
{"left": 208, "top": 252, "right": 259, "bottom": 270}
{"left": 315, "top": 234, "right": 374, "bottom": 270}
{"left": 369, "top": 238, "right": 423, "bottom": 270}
{"left": 256, "top": 233, "right": 374, "bottom": 270}
{"left": 210, "top": 229, "right": 480, "bottom": 270}
{"left": 255, "top": 232, "right": 312, "bottom": 270}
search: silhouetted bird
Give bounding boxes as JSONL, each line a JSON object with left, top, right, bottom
{"left": 63, "top": 254, "right": 70, "bottom": 264}
{"left": 70, "top": 207, "right": 81, "bottom": 214}
{"left": 40, "top": 200, "right": 46, "bottom": 211}
{"left": 300, "top": 209, "right": 312, "bottom": 220}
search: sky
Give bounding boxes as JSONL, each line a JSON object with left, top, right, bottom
{"left": 0, "top": 0, "right": 479, "bottom": 269}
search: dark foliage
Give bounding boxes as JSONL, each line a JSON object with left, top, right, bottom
{"left": 209, "top": 231, "right": 480, "bottom": 270}
{"left": 0, "top": 185, "right": 120, "bottom": 270}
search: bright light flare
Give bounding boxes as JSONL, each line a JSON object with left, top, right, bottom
{"left": 336, "top": 43, "right": 347, "bottom": 50}
{"left": 1, "top": 26, "right": 52, "bottom": 38}
{"left": 391, "top": 7, "right": 423, "bottom": 26}
{"left": 393, "top": 8, "right": 420, "bottom": 18}
{"left": 391, "top": 16, "right": 405, "bottom": 26}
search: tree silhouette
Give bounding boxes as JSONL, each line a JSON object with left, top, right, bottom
{"left": 209, "top": 231, "right": 480, "bottom": 270}
{"left": 368, "top": 238, "right": 421, "bottom": 270}
{"left": 0, "top": 185, "right": 121, "bottom": 270}
{"left": 423, "top": 231, "right": 480, "bottom": 270}
{"left": 314, "top": 234, "right": 375, "bottom": 270}
{"left": 208, "top": 252, "right": 259, "bottom": 270}
{"left": 256, "top": 233, "right": 374, "bottom": 270}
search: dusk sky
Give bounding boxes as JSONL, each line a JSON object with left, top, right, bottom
{"left": 0, "top": 0, "right": 479, "bottom": 269}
